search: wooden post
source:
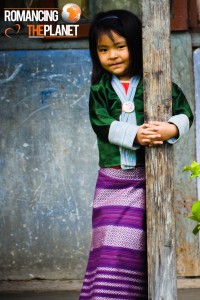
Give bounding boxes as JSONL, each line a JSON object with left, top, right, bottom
{"left": 142, "top": 1, "right": 177, "bottom": 299}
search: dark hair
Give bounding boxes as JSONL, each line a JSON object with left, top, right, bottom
{"left": 89, "top": 10, "right": 143, "bottom": 84}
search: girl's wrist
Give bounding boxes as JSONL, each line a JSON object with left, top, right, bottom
{"left": 168, "top": 122, "right": 179, "bottom": 139}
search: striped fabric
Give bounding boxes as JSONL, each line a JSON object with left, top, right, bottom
{"left": 79, "top": 167, "right": 148, "bottom": 300}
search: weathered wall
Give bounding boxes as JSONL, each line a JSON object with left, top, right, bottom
{"left": 194, "top": 48, "right": 200, "bottom": 201}
{"left": 0, "top": 0, "right": 199, "bottom": 282}
{"left": 0, "top": 50, "right": 97, "bottom": 280}
{"left": 93, "top": 0, "right": 141, "bottom": 16}
{"left": 171, "top": 33, "right": 199, "bottom": 276}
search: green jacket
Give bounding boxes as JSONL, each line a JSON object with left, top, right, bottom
{"left": 89, "top": 74, "right": 194, "bottom": 167}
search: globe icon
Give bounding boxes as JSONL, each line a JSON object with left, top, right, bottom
{"left": 61, "top": 3, "right": 81, "bottom": 23}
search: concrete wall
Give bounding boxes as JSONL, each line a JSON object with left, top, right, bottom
{"left": 171, "top": 33, "right": 199, "bottom": 276}
{"left": 194, "top": 48, "right": 200, "bottom": 200}
{"left": 0, "top": 50, "right": 97, "bottom": 280}
{"left": 0, "top": 0, "right": 199, "bottom": 281}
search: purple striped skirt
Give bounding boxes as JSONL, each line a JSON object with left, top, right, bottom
{"left": 79, "top": 167, "right": 147, "bottom": 300}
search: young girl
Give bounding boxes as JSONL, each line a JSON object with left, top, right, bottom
{"left": 79, "top": 10, "right": 193, "bottom": 300}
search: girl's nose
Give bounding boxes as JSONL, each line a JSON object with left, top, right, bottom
{"left": 109, "top": 49, "right": 118, "bottom": 59}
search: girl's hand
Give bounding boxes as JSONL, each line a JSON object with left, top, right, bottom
{"left": 135, "top": 122, "right": 178, "bottom": 147}
{"left": 148, "top": 121, "right": 178, "bottom": 143}
{"left": 135, "top": 123, "right": 163, "bottom": 146}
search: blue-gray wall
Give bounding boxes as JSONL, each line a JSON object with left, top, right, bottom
{"left": 0, "top": 50, "right": 98, "bottom": 280}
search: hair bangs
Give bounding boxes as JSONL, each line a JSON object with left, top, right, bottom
{"left": 95, "top": 19, "right": 125, "bottom": 44}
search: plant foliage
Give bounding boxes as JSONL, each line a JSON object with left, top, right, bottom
{"left": 183, "top": 161, "right": 200, "bottom": 235}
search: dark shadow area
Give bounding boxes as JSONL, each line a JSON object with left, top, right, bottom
{"left": 0, "top": 290, "right": 200, "bottom": 300}
{"left": 0, "top": 291, "right": 79, "bottom": 300}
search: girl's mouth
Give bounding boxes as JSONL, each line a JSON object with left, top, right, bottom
{"left": 110, "top": 62, "right": 122, "bottom": 67}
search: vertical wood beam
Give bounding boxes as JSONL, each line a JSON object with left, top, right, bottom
{"left": 142, "top": 1, "right": 177, "bottom": 299}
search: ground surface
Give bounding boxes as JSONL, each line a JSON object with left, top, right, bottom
{"left": 0, "top": 290, "right": 200, "bottom": 300}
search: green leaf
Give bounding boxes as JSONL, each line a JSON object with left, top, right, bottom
{"left": 183, "top": 161, "right": 200, "bottom": 235}
{"left": 191, "top": 201, "right": 200, "bottom": 222}
{"left": 183, "top": 161, "right": 200, "bottom": 179}
{"left": 192, "top": 224, "right": 200, "bottom": 236}
{"left": 188, "top": 215, "right": 199, "bottom": 221}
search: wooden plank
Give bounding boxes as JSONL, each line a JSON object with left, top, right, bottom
{"left": 0, "top": 280, "right": 82, "bottom": 292}
{"left": 188, "top": 0, "right": 200, "bottom": 32}
{"left": 142, "top": 1, "right": 177, "bottom": 299}
{"left": 170, "top": 0, "right": 188, "bottom": 31}
{"left": 0, "top": 279, "right": 199, "bottom": 293}
{"left": 177, "top": 278, "right": 200, "bottom": 289}
{"left": 0, "top": 278, "right": 200, "bottom": 292}
{"left": 192, "top": 32, "right": 200, "bottom": 47}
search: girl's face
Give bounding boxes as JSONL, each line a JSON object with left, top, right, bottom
{"left": 97, "top": 31, "right": 131, "bottom": 81}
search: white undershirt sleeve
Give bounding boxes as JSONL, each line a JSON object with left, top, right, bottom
{"left": 167, "top": 114, "right": 190, "bottom": 144}
{"left": 108, "top": 120, "right": 140, "bottom": 150}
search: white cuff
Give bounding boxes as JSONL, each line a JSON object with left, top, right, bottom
{"left": 167, "top": 114, "right": 190, "bottom": 144}
{"left": 108, "top": 121, "right": 140, "bottom": 150}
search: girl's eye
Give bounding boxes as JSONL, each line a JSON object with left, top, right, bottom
{"left": 117, "top": 45, "right": 126, "bottom": 49}
{"left": 98, "top": 48, "right": 107, "bottom": 53}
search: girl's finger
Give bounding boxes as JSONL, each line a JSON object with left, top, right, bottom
{"left": 141, "top": 127, "right": 160, "bottom": 133}
{"left": 141, "top": 123, "right": 157, "bottom": 129}
{"left": 141, "top": 138, "right": 151, "bottom": 145}
{"left": 150, "top": 141, "right": 163, "bottom": 146}
{"left": 142, "top": 132, "right": 161, "bottom": 138}
{"left": 149, "top": 121, "right": 161, "bottom": 126}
